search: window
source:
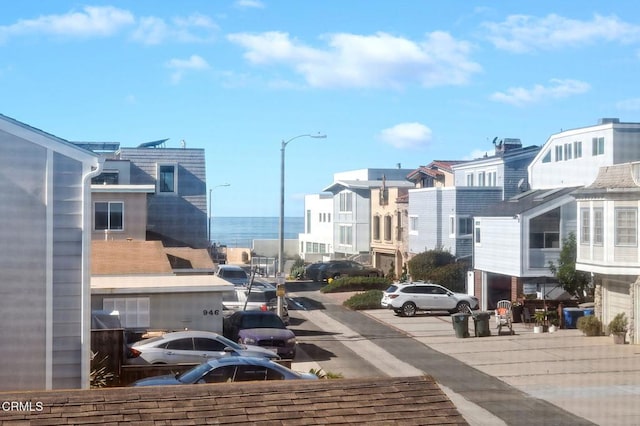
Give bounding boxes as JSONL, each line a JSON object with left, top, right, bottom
{"left": 92, "top": 171, "right": 119, "bottom": 185}
{"left": 564, "top": 143, "right": 572, "bottom": 160}
{"left": 592, "top": 137, "right": 604, "bottom": 156}
{"left": 327, "top": 213, "right": 331, "bottom": 222}
{"left": 555, "top": 145, "right": 563, "bottom": 161}
{"left": 384, "top": 215, "right": 392, "bottom": 241}
{"left": 102, "top": 297, "right": 150, "bottom": 328}
{"left": 372, "top": 216, "right": 381, "bottom": 240}
{"left": 477, "top": 172, "right": 486, "bottom": 186}
{"left": 339, "top": 192, "right": 353, "bottom": 212}
{"left": 157, "top": 164, "right": 177, "bottom": 193}
{"left": 339, "top": 225, "right": 353, "bottom": 245}
{"left": 574, "top": 141, "right": 582, "bottom": 158}
{"left": 594, "top": 208, "right": 603, "bottom": 245}
{"left": 449, "top": 216, "right": 455, "bottom": 237}
{"left": 487, "top": 171, "right": 497, "bottom": 187}
{"left": 166, "top": 338, "right": 194, "bottom": 351}
{"left": 409, "top": 215, "right": 418, "bottom": 232}
{"left": 194, "top": 338, "right": 226, "bottom": 352}
{"left": 466, "top": 173, "right": 474, "bottom": 186}
{"left": 580, "top": 208, "right": 590, "bottom": 244}
{"left": 307, "top": 210, "right": 311, "bottom": 233}
{"left": 474, "top": 220, "right": 481, "bottom": 244}
{"left": 615, "top": 208, "right": 637, "bottom": 246}
{"left": 95, "top": 201, "right": 123, "bottom": 230}
{"left": 542, "top": 151, "right": 552, "bottom": 163}
{"left": 458, "top": 217, "right": 473, "bottom": 236}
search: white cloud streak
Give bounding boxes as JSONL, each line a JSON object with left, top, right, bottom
{"left": 227, "top": 31, "right": 482, "bottom": 89}
{"left": 166, "top": 55, "right": 210, "bottom": 83}
{"left": 235, "top": 0, "right": 265, "bottom": 9}
{"left": 131, "top": 13, "right": 218, "bottom": 45}
{"left": 378, "top": 123, "right": 433, "bottom": 149}
{"left": 490, "top": 79, "right": 590, "bottom": 107}
{"left": 0, "top": 6, "right": 134, "bottom": 41}
{"left": 483, "top": 13, "right": 640, "bottom": 53}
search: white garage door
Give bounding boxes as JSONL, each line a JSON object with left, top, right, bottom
{"left": 602, "top": 278, "right": 631, "bottom": 326}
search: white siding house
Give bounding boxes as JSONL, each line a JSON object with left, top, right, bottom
{"left": 0, "top": 114, "right": 101, "bottom": 390}
{"left": 323, "top": 168, "right": 414, "bottom": 259}
{"left": 298, "top": 193, "right": 334, "bottom": 262}
{"left": 574, "top": 162, "right": 640, "bottom": 344}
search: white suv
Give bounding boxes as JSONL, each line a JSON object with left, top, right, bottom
{"left": 381, "top": 282, "right": 479, "bottom": 317}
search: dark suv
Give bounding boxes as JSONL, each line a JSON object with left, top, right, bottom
{"left": 318, "top": 260, "right": 382, "bottom": 281}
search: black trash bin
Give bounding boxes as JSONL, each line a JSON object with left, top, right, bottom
{"left": 473, "top": 312, "right": 491, "bottom": 337}
{"left": 451, "top": 313, "right": 470, "bottom": 338}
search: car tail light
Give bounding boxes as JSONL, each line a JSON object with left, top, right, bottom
{"left": 260, "top": 304, "right": 268, "bottom": 311}
{"left": 127, "top": 347, "right": 142, "bottom": 358}
{"left": 389, "top": 294, "right": 399, "bottom": 299}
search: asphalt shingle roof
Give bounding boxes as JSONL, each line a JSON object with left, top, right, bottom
{"left": 0, "top": 376, "right": 467, "bottom": 425}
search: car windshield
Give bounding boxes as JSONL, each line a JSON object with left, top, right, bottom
{"left": 241, "top": 314, "right": 285, "bottom": 329}
{"left": 222, "top": 270, "right": 247, "bottom": 278}
{"left": 177, "top": 362, "right": 215, "bottom": 383}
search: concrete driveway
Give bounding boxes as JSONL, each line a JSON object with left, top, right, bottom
{"left": 364, "top": 308, "right": 640, "bottom": 426}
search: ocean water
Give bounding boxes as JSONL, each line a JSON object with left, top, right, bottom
{"left": 210, "top": 216, "right": 304, "bottom": 248}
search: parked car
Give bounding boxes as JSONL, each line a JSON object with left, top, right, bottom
{"left": 130, "top": 356, "right": 317, "bottom": 386}
{"left": 303, "top": 262, "right": 326, "bottom": 281}
{"left": 215, "top": 264, "right": 250, "bottom": 286}
{"left": 222, "top": 287, "right": 290, "bottom": 325}
{"left": 125, "top": 330, "right": 279, "bottom": 365}
{"left": 223, "top": 311, "right": 297, "bottom": 359}
{"left": 381, "top": 282, "right": 479, "bottom": 317}
{"left": 318, "top": 260, "right": 383, "bottom": 281}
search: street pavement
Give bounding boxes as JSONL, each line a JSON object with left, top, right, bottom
{"left": 289, "top": 288, "right": 640, "bottom": 426}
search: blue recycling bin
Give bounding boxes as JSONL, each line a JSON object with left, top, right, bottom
{"left": 582, "top": 308, "right": 594, "bottom": 317}
{"left": 563, "top": 307, "right": 585, "bottom": 329}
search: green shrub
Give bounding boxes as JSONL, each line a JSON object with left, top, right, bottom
{"left": 320, "top": 276, "right": 391, "bottom": 293}
{"left": 577, "top": 314, "right": 602, "bottom": 336}
{"left": 343, "top": 290, "right": 384, "bottom": 310}
{"left": 608, "top": 313, "right": 628, "bottom": 334}
{"left": 407, "top": 249, "right": 468, "bottom": 292}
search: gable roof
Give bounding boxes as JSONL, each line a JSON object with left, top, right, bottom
{"left": 475, "top": 187, "right": 579, "bottom": 217}
{"left": 0, "top": 376, "right": 467, "bottom": 424}
{"left": 407, "top": 160, "right": 467, "bottom": 181}
{"left": 92, "top": 240, "right": 173, "bottom": 275}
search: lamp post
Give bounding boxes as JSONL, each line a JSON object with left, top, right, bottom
{"left": 278, "top": 133, "right": 326, "bottom": 275}
{"left": 208, "top": 183, "right": 230, "bottom": 257}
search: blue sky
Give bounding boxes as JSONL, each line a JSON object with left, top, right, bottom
{"left": 2, "top": 1, "right": 640, "bottom": 217}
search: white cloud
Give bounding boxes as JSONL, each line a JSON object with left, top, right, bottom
{"left": 132, "top": 13, "right": 218, "bottom": 45}
{"left": 483, "top": 13, "right": 640, "bottom": 53}
{"left": 166, "top": 54, "right": 210, "bottom": 83}
{"left": 616, "top": 98, "right": 640, "bottom": 111}
{"left": 490, "top": 79, "right": 590, "bottom": 107}
{"left": 227, "top": 31, "right": 481, "bottom": 89}
{"left": 235, "top": 0, "right": 265, "bottom": 9}
{"left": 0, "top": 6, "right": 134, "bottom": 41}
{"left": 378, "top": 123, "right": 432, "bottom": 149}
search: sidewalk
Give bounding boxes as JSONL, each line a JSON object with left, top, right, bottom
{"left": 304, "top": 291, "right": 640, "bottom": 425}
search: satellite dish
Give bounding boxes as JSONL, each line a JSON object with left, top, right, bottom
{"left": 518, "top": 178, "right": 529, "bottom": 192}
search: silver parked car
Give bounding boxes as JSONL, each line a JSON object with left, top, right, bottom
{"left": 130, "top": 356, "right": 317, "bottom": 386}
{"left": 381, "top": 282, "right": 479, "bottom": 317}
{"left": 126, "top": 330, "right": 279, "bottom": 365}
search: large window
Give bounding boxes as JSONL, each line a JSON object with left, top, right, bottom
{"left": 157, "top": 164, "right": 177, "bottom": 193}
{"left": 466, "top": 173, "right": 473, "bottom": 186}
{"left": 564, "top": 143, "right": 572, "bottom": 160}
{"left": 450, "top": 216, "right": 472, "bottom": 237}
{"left": 339, "top": 225, "right": 353, "bottom": 245}
{"left": 615, "top": 208, "right": 637, "bottom": 246}
{"left": 580, "top": 208, "right": 590, "bottom": 244}
{"left": 339, "top": 192, "right": 353, "bottom": 212}
{"left": 372, "top": 216, "right": 381, "bottom": 240}
{"left": 592, "top": 137, "right": 604, "bottom": 156}
{"left": 555, "top": 145, "right": 563, "bottom": 161}
{"left": 594, "top": 208, "right": 603, "bottom": 245}
{"left": 574, "top": 141, "right": 582, "bottom": 158}
{"left": 384, "top": 215, "right": 392, "bottom": 241}
{"left": 95, "top": 201, "right": 123, "bottom": 231}
{"left": 477, "top": 171, "right": 486, "bottom": 186}
{"left": 409, "top": 215, "right": 418, "bottom": 233}
{"left": 487, "top": 171, "right": 497, "bottom": 186}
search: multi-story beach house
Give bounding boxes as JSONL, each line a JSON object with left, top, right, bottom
{"left": 298, "top": 193, "right": 334, "bottom": 262}
{"left": 473, "top": 118, "right": 640, "bottom": 312}
{"left": 0, "top": 114, "right": 101, "bottom": 390}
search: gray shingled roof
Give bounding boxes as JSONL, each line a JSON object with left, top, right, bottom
{"left": 475, "top": 187, "right": 579, "bottom": 217}
{"left": 0, "top": 376, "right": 467, "bottom": 425}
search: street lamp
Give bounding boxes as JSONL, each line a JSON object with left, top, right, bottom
{"left": 209, "top": 183, "right": 230, "bottom": 256}
{"left": 278, "top": 133, "right": 326, "bottom": 275}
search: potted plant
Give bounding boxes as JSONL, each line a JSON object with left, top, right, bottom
{"left": 547, "top": 311, "right": 559, "bottom": 333}
{"left": 576, "top": 314, "right": 602, "bottom": 336}
{"left": 533, "top": 311, "right": 547, "bottom": 333}
{"left": 608, "top": 313, "right": 627, "bottom": 344}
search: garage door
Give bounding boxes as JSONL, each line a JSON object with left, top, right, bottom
{"left": 602, "top": 278, "right": 631, "bottom": 326}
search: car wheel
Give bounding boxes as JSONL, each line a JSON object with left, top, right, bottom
{"left": 401, "top": 302, "right": 417, "bottom": 317}
{"left": 456, "top": 301, "right": 471, "bottom": 313}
